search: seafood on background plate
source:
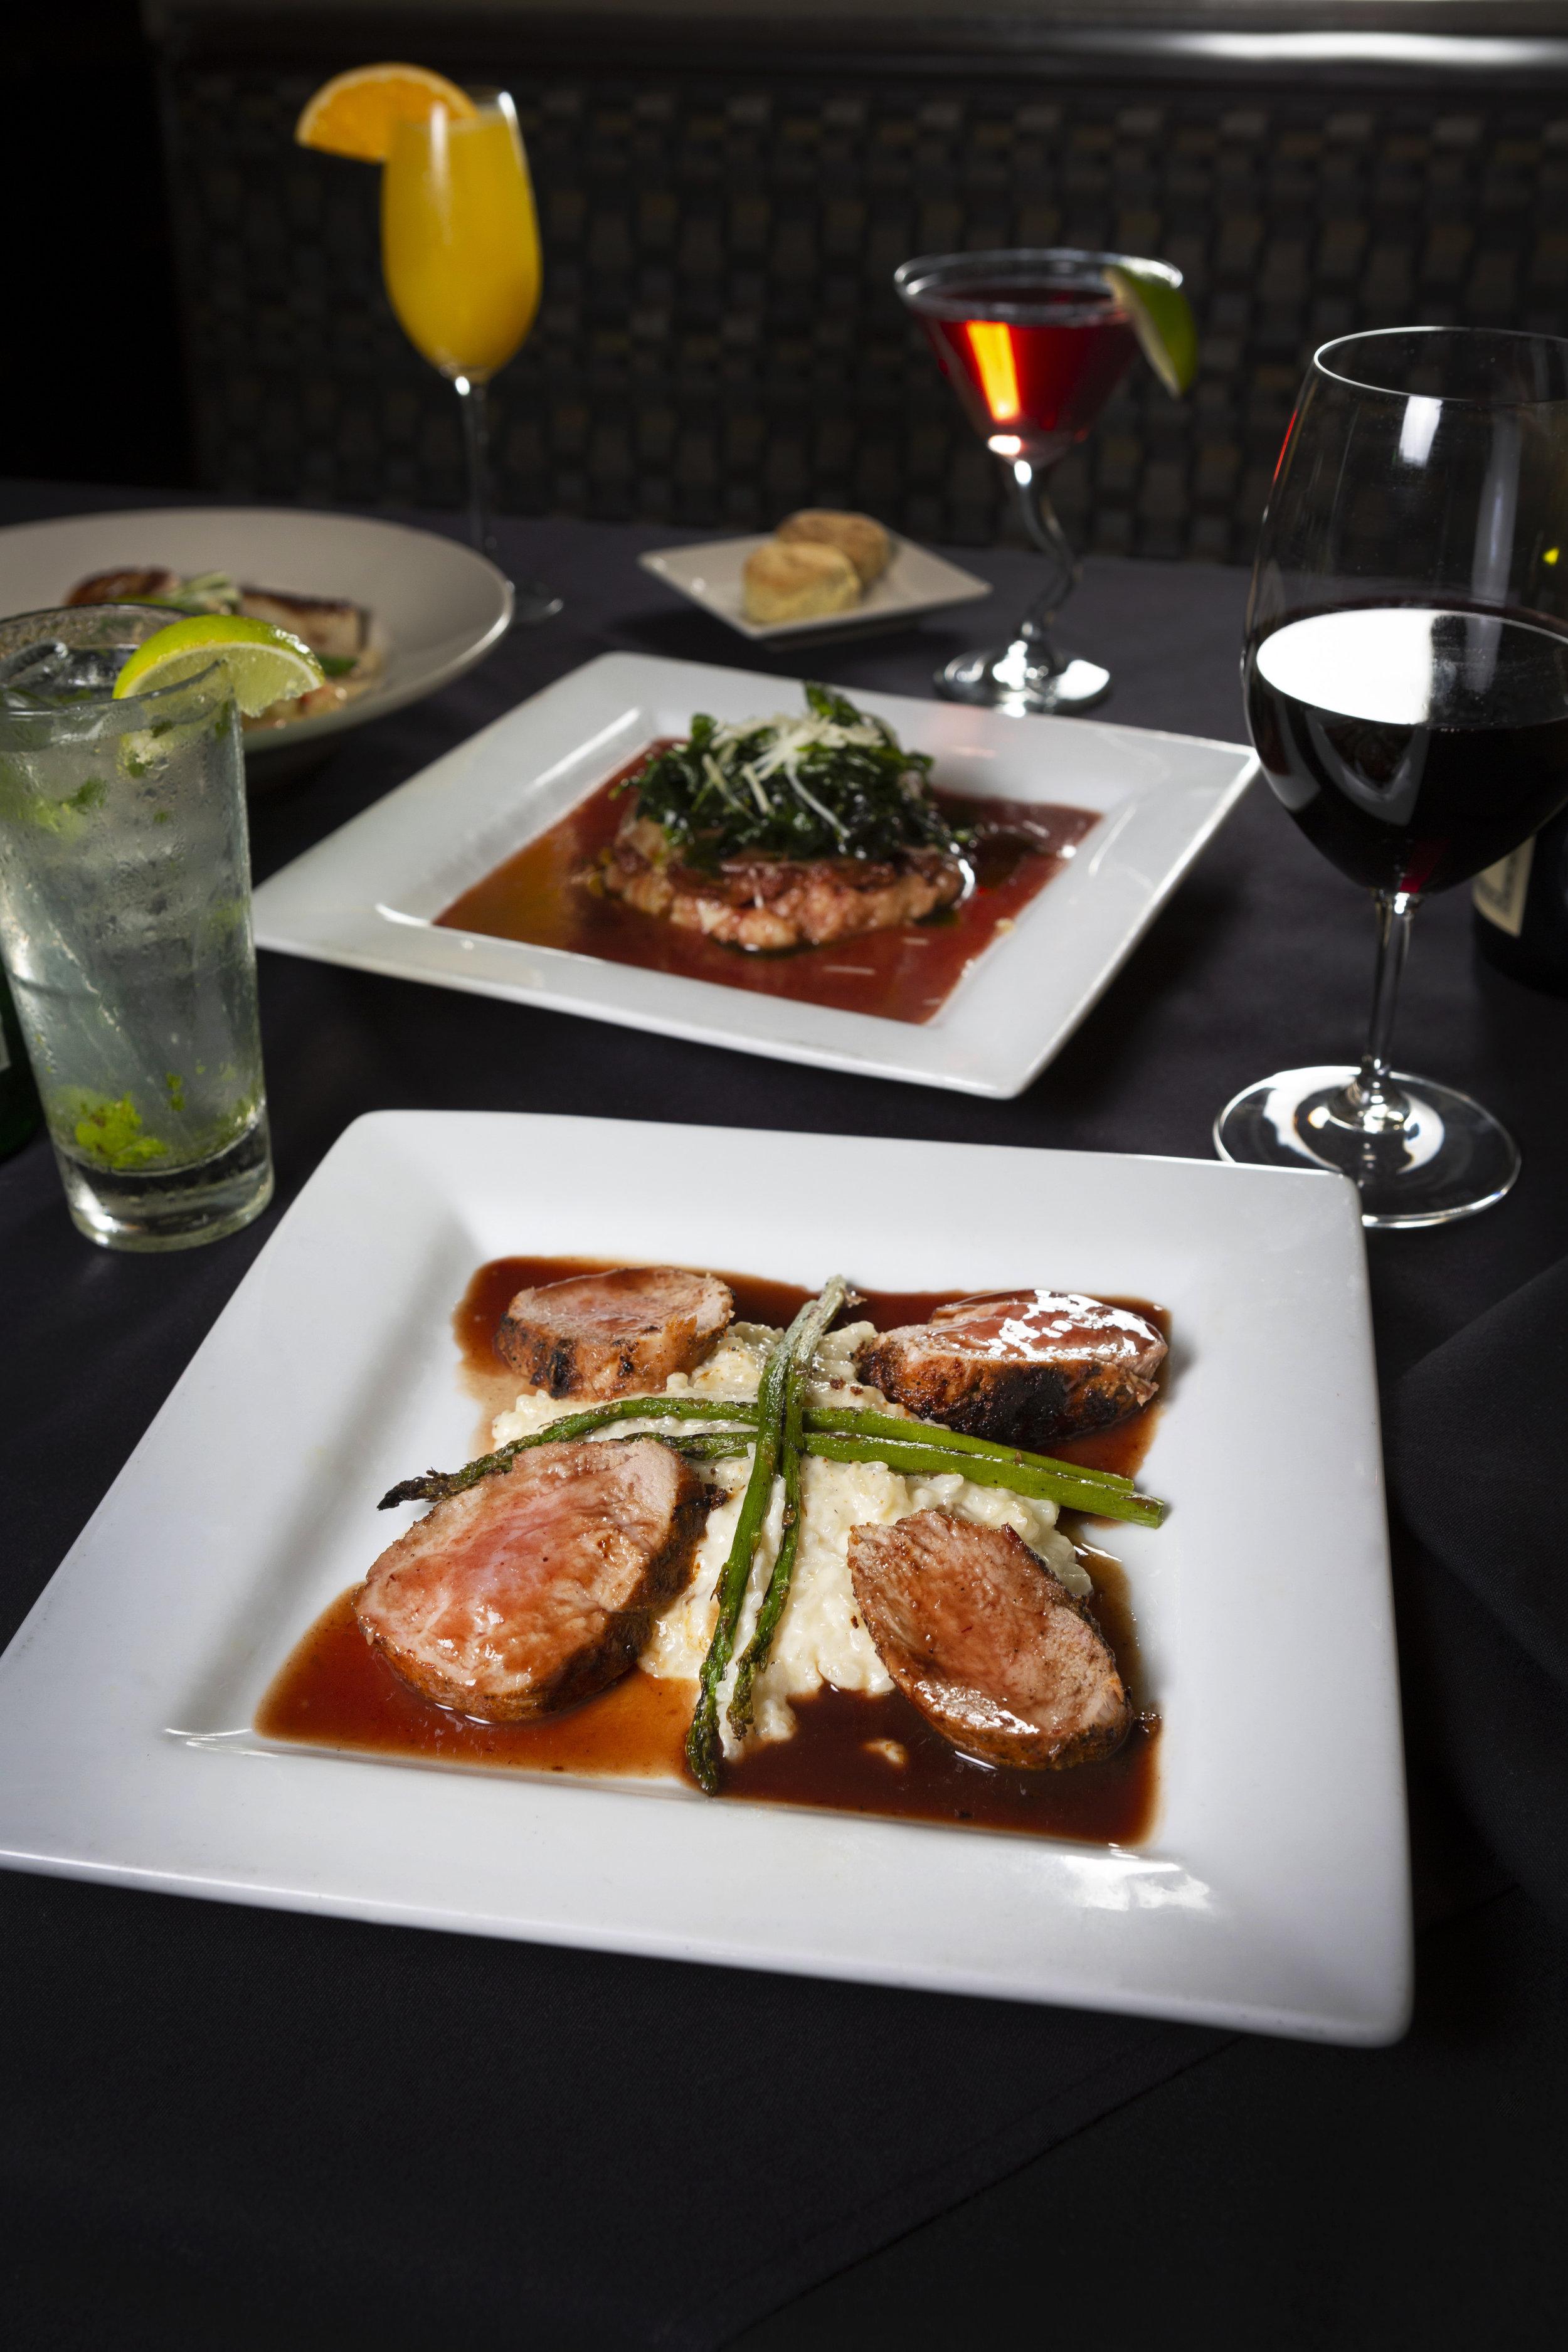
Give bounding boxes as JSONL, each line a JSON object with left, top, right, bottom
{"left": 66, "top": 566, "right": 383, "bottom": 731}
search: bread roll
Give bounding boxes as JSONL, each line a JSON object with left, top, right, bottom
{"left": 742, "top": 538, "right": 861, "bottom": 624}
{"left": 776, "top": 509, "right": 892, "bottom": 586}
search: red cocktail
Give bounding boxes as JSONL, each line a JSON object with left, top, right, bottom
{"left": 896, "top": 248, "right": 1180, "bottom": 714}
{"left": 918, "top": 275, "right": 1139, "bottom": 465}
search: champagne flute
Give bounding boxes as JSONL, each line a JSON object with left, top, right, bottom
{"left": 895, "top": 249, "right": 1173, "bottom": 714}
{"left": 1217, "top": 327, "right": 1568, "bottom": 1226}
{"left": 381, "top": 90, "right": 561, "bottom": 622}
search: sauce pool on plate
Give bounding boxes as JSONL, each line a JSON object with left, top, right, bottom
{"left": 257, "top": 1258, "right": 1164, "bottom": 1846}
{"left": 433, "top": 747, "right": 1098, "bottom": 1026}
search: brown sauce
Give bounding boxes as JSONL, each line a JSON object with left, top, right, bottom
{"left": 257, "top": 1591, "right": 697, "bottom": 1776}
{"left": 257, "top": 1256, "right": 1165, "bottom": 1846}
{"left": 433, "top": 746, "right": 1098, "bottom": 1027}
{"left": 455, "top": 1257, "right": 1167, "bottom": 1493}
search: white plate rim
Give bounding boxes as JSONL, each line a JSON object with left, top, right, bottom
{"left": 0, "top": 1111, "right": 1411, "bottom": 2045}
{"left": 251, "top": 650, "right": 1258, "bottom": 1098}
{"left": 0, "top": 505, "right": 515, "bottom": 759}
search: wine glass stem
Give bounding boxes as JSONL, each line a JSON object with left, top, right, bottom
{"left": 1008, "top": 458, "right": 1079, "bottom": 670}
{"left": 454, "top": 373, "right": 494, "bottom": 561}
{"left": 1340, "top": 889, "right": 1419, "bottom": 1130}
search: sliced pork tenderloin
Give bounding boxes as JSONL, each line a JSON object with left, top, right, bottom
{"left": 855, "top": 1289, "right": 1165, "bottom": 1448}
{"left": 847, "top": 1508, "right": 1131, "bottom": 1769}
{"left": 356, "top": 1438, "right": 711, "bottom": 1720}
{"left": 496, "top": 1264, "right": 734, "bottom": 1400}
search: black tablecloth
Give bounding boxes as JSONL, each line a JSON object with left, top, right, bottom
{"left": 3, "top": 482, "right": 1567, "bottom": 2349}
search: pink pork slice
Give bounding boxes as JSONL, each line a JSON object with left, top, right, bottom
{"left": 355, "top": 1438, "right": 711, "bottom": 1722}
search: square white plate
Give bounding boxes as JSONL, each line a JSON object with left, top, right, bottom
{"left": 0, "top": 1112, "right": 1409, "bottom": 2044}
{"left": 638, "top": 532, "right": 993, "bottom": 641}
{"left": 252, "top": 652, "right": 1256, "bottom": 1098}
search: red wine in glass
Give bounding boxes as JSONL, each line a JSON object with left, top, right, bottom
{"left": 1246, "top": 606, "right": 1568, "bottom": 895}
{"left": 1219, "top": 324, "right": 1568, "bottom": 1226}
{"left": 918, "top": 275, "right": 1140, "bottom": 465}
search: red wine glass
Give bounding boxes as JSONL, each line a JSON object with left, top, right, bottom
{"left": 1217, "top": 327, "right": 1568, "bottom": 1226}
{"left": 895, "top": 248, "right": 1173, "bottom": 714}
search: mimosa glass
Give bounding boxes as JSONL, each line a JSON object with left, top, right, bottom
{"left": 382, "top": 91, "right": 559, "bottom": 622}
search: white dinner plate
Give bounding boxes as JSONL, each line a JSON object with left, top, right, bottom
{"left": 250, "top": 651, "right": 1256, "bottom": 1098}
{"left": 0, "top": 507, "right": 513, "bottom": 773}
{"left": 638, "top": 531, "right": 993, "bottom": 640}
{"left": 0, "top": 1112, "right": 1408, "bottom": 2044}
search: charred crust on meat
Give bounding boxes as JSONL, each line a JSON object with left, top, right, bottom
{"left": 854, "top": 1293, "right": 1166, "bottom": 1448}
{"left": 495, "top": 1264, "right": 734, "bottom": 1402}
{"left": 853, "top": 1345, "right": 1135, "bottom": 1446}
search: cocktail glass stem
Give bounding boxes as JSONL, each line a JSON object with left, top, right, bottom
{"left": 1327, "top": 889, "right": 1419, "bottom": 1135}
{"left": 1009, "top": 457, "right": 1080, "bottom": 672}
{"left": 453, "top": 373, "right": 494, "bottom": 561}
{"left": 452, "top": 371, "right": 563, "bottom": 625}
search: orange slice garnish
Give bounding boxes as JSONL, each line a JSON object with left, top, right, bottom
{"left": 295, "top": 63, "right": 476, "bottom": 161}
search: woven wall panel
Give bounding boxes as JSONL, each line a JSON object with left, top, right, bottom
{"left": 162, "top": 55, "right": 1568, "bottom": 559}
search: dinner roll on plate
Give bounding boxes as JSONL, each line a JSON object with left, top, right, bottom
{"left": 742, "top": 538, "right": 861, "bottom": 624}
{"left": 776, "top": 509, "right": 893, "bottom": 587}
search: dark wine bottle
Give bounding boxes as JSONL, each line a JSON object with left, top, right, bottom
{"left": 1473, "top": 802, "right": 1568, "bottom": 997}
{"left": 0, "top": 959, "right": 43, "bottom": 1160}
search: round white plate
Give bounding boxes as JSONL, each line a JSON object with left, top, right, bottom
{"left": 0, "top": 506, "right": 513, "bottom": 772}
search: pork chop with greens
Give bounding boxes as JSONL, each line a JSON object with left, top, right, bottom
{"left": 592, "top": 684, "right": 972, "bottom": 950}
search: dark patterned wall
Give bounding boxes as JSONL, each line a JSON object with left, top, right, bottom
{"left": 159, "top": 40, "right": 1568, "bottom": 561}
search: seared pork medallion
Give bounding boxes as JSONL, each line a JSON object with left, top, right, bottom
{"left": 848, "top": 1509, "right": 1132, "bottom": 1769}
{"left": 334, "top": 1266, "right": 1167, "bottom": 1825}
{"left": 354, "top": 1438, "right": 711, "bottom": 1720}
{"left": 856, "top": 1290, "right": 1167, "bottom": 1448}
{"left": 495, "top": 1264, "right": 734, "bottom": 1400}
{"left": 586, "top": 684, "right": 973, "bottom": 954}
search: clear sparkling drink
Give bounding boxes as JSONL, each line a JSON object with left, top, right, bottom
{"left": 0, "top": 604, "right": 273, "bottom": 1250}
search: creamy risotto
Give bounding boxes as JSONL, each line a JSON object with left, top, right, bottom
{"left": 489, "top": 1318, "right": 1090, "bottom": 1758}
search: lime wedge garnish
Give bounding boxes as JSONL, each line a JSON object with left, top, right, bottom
{"left": 1104, "top": 264, "right": 1198, "bottom": 397}
{"left": 112, "top": 615, "right": 326, "bottom": 716}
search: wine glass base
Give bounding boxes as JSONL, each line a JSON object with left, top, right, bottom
{"left": 1213, "top": 1064, "right": 1520, "bottom": 1228}
{"left": 510, "top": 580, "right": 563, "bottom": 627}
{"left": 936, "top": 642, "right": 1111, "bottom": 716}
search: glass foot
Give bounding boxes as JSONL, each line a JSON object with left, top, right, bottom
{"left": 1214, "top": 1064, "right": 1520, "bottom": 1228}
{"left": 937, "top": 641, "right": 1111, "bottom": 716}
{"left": 510, "top": 579, "right": 563, "bottom": 626}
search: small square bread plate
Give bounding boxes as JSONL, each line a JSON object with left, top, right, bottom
{"left": 0, "top": 1113, "right": 1409, "bottom": 2044}
{"left": 638, "top": 532, "right": 992, "bottom": 641}
{"left": 251, "top": 652, "right": 1257, "bottom": 1099}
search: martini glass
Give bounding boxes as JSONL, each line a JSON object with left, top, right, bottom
{"left": 1216, "top": 326, "right": 1568, "bottom": 1227}
{"left": 895, "top": 248, "right": 1173, "bottom": 714}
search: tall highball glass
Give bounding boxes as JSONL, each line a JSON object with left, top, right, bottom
{"left": 1217, "top": 327, "right": 1568, "bottom": 1226}
{"left": 0, "top": 605, "right": 273, "bottom": 1251}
